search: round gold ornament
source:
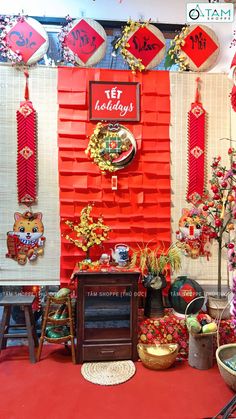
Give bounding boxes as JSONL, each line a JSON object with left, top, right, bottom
{"left": 86, "top": 123, "right": 137, "bottom": 173}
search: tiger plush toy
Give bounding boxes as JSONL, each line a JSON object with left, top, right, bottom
{"left": 6, "top": 211, "right": 46, "bottom": 265}
{"left": 176, "top": 208, "right": 211, "bottom": 259}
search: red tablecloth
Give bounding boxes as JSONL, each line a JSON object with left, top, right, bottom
{"left": 138, "top": 309, "right": 236, "bottom": 359}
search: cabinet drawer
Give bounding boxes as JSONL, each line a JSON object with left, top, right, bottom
{"left": 82, "top": 343, "right": 132, "bottom": 361}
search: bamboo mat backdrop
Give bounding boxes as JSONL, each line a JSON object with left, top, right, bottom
{"left": 0, "top": 65, "right": 233, "bottom": 286}
{"left": 0, "top": 65, "right": 60, "bottom": 285}
{"left": 170, "top": 72, "right": 232, "bottom": 285}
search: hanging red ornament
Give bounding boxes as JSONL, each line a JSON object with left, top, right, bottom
{"left": 187, "top": 77, "right": 206, "bottom": 205}
{"left": 17, "top": 71, "right": 37, "bottom": 205}
{"left": 228, "top": 52, "right": 236, "bottom": 112}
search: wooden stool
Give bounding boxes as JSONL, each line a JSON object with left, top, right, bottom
{"left": 37, "top": 295, "right": 76, "bottom": 364}
{"left": 0, "top": 295, "right": 38, "bottom": 363}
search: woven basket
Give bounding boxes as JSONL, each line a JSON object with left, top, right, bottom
{"left": 137, "top": 343, "right": 179, "bottom": 370}
{"left": 216, "top": 344, "right": 236, "bottom": 392}
{"left": 185, "top": 296, "right": 217, "bottom": 338}
{"left": 44, "top": 334, "right": 72, "bottom": 344}
{"left": 215, "top": 299, "right": 236, "bottom": 391}
{"left": 47, "top": 311, "right": 70, "bottom": 325}
{"left": 207, "top": 295, "right": 231, "bottom": 321}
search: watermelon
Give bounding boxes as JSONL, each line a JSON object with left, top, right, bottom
{"left": 113, "top": 145, "right": 133, "bottom": 163}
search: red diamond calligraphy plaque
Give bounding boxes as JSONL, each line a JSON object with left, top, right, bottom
{"left": 6, "top": 20, "right": 46, "bottom": 63}
{"left": 127, "top": 26, "right": 165, "bottom": 67}
{"left": 64, "top": 19, "right": 105, "bottom": 64}
{"left": 181, "top": 26, "right": 218, "bottom": 68}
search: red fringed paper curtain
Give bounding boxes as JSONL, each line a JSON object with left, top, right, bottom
{"left": 57, "top": 68, "right": 171, "bottom": 286}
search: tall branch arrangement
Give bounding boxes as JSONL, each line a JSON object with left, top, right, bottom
{"left": 65, "top": 204, "right": 110, "bottom": 258}
{"left": 200, "top": 148, "right": 236, "bottom": 297}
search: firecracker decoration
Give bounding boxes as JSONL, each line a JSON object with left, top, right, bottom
{"left": 228, "top": 51, "right": 236, "bottom": 112}
{"left": 58, "top": 15, "right": 107, "bottom": 66}
{"left": 115, "top": 19, "right": 165, "bottom": 73}
{"left": 85, "top": 122, "right": 136, "bottom": 173}
{"left": 165, "top": 24, "right": 219, "bottom": 72}
{"left": 6, "top": 211, "right": 46, "bottom": 265}
{"left": 187, "top": 77, "right": 206, "bottom": 206}
{"left": 64, "top": 204, "right": 110, "bottom": 259}
{"left": 0, "top": 15, "right": 49, "bottom": 66}
{"left": 175, "top": 207, "right": 212, "bottom": 259}
{"left": 17, "top": 70, "right": 37, "bottom": 205}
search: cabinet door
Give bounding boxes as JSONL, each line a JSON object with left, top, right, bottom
{"left": 83, "top": 284, "right": 132, "bottom": 342}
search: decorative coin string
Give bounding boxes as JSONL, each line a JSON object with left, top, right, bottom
{"left": 187, "top": 77, "right": 206, "bottom": 206}
{"left": 6, "top": 71, "right": 46, "bottom": 266}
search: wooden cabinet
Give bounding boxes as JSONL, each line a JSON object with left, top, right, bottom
{"left": 75, "top": 271, "right": 139, "bottom": 363}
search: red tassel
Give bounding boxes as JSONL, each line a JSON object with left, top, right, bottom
{"left": 24, "top": 70, "right": 29, "bottom": 101}
{"left": 195, "top": 77, "right": 201, "bottom": 103}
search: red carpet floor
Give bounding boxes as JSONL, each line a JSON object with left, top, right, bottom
{"left": 0, "top": 345, "right": 234, "bottom": 419}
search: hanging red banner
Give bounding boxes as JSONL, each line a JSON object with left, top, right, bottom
{"left": 17, "top": 71, "right": 37, "bottom": 205}
{"left": 187, "top": 78, "right": 206, "bottom": 205}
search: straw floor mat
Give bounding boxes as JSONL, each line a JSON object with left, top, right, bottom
{"left": 81, "top": 360, "right": 136, "bottom": 385}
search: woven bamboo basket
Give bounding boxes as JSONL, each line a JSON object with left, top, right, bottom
{"left": 185, "top": 296, "right": 217, "bottom": 369}
{"left": 137, "top": 343, "right": 179, "bottom": 370}
{"left": 207, "top": 294, "right": 231, "bottom": 320}
{"left": 216, "top": 344, "right": 236, "bottom": 392}
{"left": 185, "top": 296, "right": 218, "bottom": 338}
{"left": 216, "top": 298, "right": 236, "bottom": 391}
{"left": 47, "top": 311, "right": 70, "bottom": 325}
{"left": 44, "top": 334, "right": 72, "bottom": 344}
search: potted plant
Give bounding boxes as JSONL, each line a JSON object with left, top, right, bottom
{"left": 130, "top": 244, "right": 181, "bottom": 317}
{"left": 199, "top": 147, "right": 236, "bottom": 317}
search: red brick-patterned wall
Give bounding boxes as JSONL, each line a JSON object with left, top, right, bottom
{"left": 58, "top": 67, "right": 171, "bottom": 284}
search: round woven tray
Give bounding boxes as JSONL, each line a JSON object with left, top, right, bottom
{"left": 81, "top": 360, "right": 136, "bottom": 386}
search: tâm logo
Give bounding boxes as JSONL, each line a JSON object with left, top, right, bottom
{"left": 187, "top": 3, "right": 234, "bottom": 22}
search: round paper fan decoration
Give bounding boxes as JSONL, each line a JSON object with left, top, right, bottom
{"left": 0, "top": 16, "right": 49, "bottom": 66}
{"left": 179, "top": 24, "right": 220, "bottom": 72}
{"left": 59, "top": 17, "right": 107, "bottom": 66}
{"left": 115, "top": 20, "right": 166, "bottom": 72}
{"left": 85, "top": 123, "right": 137, "bottom": 173}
